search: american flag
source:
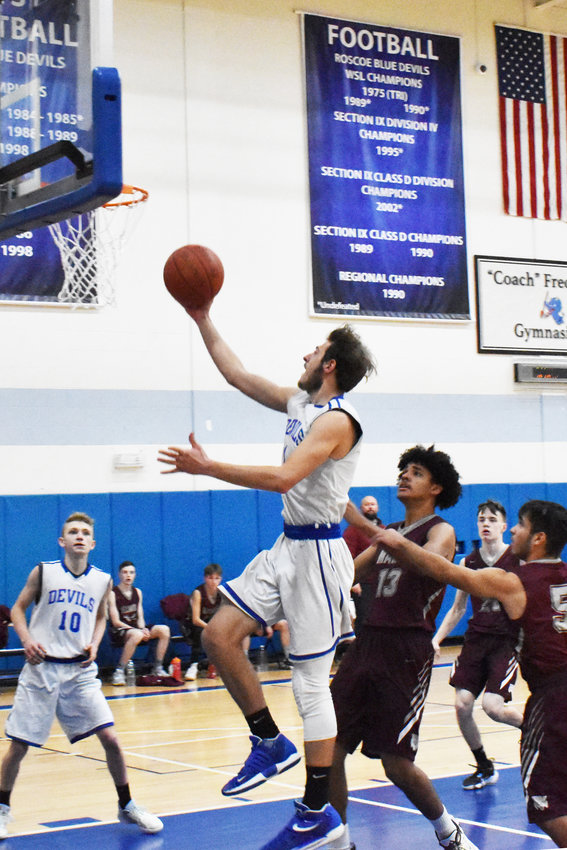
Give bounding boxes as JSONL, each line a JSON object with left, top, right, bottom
{"left": 496, "top": 24, "right": 567, "bottom": 220}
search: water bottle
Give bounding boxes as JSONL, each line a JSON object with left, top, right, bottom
{"left": 125, "top": 661, "right": 136, "bottom": 686}
{"left": 257, "top": 644, "right": 269, "bottom": 673}
{"left": 170, "top": 656, "right": 182, "bottom": 682}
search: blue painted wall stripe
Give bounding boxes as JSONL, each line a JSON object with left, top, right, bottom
{"left": 0, "top": 389, "right": 561, "bottom": 444}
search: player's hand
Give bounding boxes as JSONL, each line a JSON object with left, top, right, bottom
{"left": 23, "top": 639, "right": 46, "bottom": 665}
{"left": 81, "top": 644, "right": 96, "bottom": 666}
{"left": 158, "top": 433, "right": 211, "bottom": 475}
{"left": 373, "top": 527, "right": 405, "bottom": 551}
{"left": 184, "top": 304, "right": 211, "bottom": 322}
{"left": 351, "top": 582, "right": 362, "bottom": 596}
{"left": 142, "top": 628, "right": 151, "bottom": 641}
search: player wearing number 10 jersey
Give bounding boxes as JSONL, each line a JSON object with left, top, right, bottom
{"left": 0, "top": 512, "right": 162, "bottom": 840}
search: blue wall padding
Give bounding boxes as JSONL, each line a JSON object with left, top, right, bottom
{"left": 0, "top": 481, "right": 565, "bottom": 670}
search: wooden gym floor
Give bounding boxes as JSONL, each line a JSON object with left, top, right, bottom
{"left": 0, "top": 646, "right": 554, "bottom": 849}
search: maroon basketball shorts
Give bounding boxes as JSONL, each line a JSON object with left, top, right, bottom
{"left": 449, "top": 630, "right": 518, "bottom": 701}
{"left": 522, "top": 683, "right": 567, "bottom": 825}
{"left": 331, "top": 626, "right": 433, "bottom": 761}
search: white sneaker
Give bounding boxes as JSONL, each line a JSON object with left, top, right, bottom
{"left": 118, "top": 800, "right": 163, "bottom": 833}
{"left": 0, "top": 804, "right": 12, "bottom": 840}
{"left": 185, "top": 662, "right": 198, "bottom": 681}
{"left": 326, "top": 821, "right": 353, "bottom": 849}
{"left": 437, "top": 819, "right": 478, "bottom": 849}
{"left": 111, "top": 667, "right": 125, "bottom": 686}
{"left": 152, "top": 665, "right": 167, "bottom": 677}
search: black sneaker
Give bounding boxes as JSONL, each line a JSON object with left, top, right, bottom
{"left": 462, "top": 762, "right": 498, "bottom": 790}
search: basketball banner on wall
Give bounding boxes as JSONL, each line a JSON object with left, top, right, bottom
{"left": 303, "top": 13, "right": 470, "bottom": 320}
{"left": 0, "top": 0, "right": 93, "bottom": 304}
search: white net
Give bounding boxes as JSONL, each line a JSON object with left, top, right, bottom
{"left": 48, "top": 185, "right": 149, "bottom": 307}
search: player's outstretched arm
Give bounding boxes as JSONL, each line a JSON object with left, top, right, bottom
{"left": 159, "top": 410, "right": 353, "bottom": 492}
{"left": 373, "top": 528, "right": 526, "bottom": 618}
{"left": 187, "top": 310, "right": 295, "bottom": 412}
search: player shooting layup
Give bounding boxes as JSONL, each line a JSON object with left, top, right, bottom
{"left": 159, "top": 306, "right": 375, "bottom": 850}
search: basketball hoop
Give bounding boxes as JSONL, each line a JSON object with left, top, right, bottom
{"left": 48, "top": 184, "right": 149, "bottom": 307}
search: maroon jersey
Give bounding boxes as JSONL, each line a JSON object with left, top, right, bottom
{"left": 196, "top": 583, "right": 221, "bottom": 623}
{"left": 465, "top": 546, "right": 521, "bottom": 637}
{"left": 512, "top": 559, "right": 567, "bottom": 691}
{"left": 365, "top": 515, "right": 450, "bottom": 632}
{"left": 112, "top": 585, "right": 140, "bottom": 628}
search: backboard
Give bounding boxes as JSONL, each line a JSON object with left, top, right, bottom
{"left": 0, "top": 0, "right": 121, "bottom": 240}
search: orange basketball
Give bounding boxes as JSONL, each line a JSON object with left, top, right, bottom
{"left": 163, "top": 244, "right": 224, "bottom": 310}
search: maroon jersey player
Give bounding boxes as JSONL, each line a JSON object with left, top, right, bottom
{"left": 329, "top": 445, "right": 478, "bottom": 850}
{"left": 433, "top": 500, "right": 523, "bottom": 790}
{"left": 375, "top": 499, "right": 567, "bottom": 849}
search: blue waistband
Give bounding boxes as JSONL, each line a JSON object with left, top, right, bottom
{"left": 283, "top": 522, "right": 341, "bottom": 540}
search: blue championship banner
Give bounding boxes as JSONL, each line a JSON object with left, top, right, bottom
{"left": 304, "top": 14, "right": 470, "bottom": 320}
{"left": 0, "top": 1, "right": 91, "bottom": 304}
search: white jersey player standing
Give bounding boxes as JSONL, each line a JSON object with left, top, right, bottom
{"left": 0, "top": 512, "right": 162, "bottom": 840}
{"left": 159, "top": 307, "right": 376, "bottom": 850}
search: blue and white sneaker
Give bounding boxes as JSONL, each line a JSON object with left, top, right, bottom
{"left": 259, "top": 800, "right": 344, "bottom": 850}
{"left": 222, "top": 733, "right": 300, "bottom": 796}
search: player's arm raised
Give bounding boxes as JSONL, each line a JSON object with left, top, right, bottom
{"left": 374, "top": 527, "right": 527, "bottom": 619}
{"left": 188, "top": 309, "right": 295, "bottom": 413}
{"left": 159, "top": 409, "right": 356, "bottom": 493}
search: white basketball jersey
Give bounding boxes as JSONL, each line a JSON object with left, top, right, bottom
{"left": 282, "top": 391, "right": 362, "bottom": 525}
{"left": 28, "top": 560, "right": 110, "bottom": 659}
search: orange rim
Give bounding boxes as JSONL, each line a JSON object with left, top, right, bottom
{"left": 103, "top": 184, "right": 149, "bottom": 208}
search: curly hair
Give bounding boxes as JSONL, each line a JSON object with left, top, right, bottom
{"left": 397, "top": 444, "right": 461, "bottom": 510}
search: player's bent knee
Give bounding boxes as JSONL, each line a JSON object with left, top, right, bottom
{"left": 292, "top": 658, "right": 336, "bottom": 741}
{"left": 482, "top": 693, "right": 506, "bottom": 721}
{"left": 455, "top": 689, "right": 475, "bottom": 715}
{"left": 96, "top": 726, "right": 120, "bottom": 751}
{"left": 126, "top": 628, "right": 144, "bottom": 646}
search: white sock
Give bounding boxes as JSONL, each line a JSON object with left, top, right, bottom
{"left": 326, "top": 821, "right": 350, "bottom": 849}
{"left": 429, "top": 806, "right": 455, "bottom": 839}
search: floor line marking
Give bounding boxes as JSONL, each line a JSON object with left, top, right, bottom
{"left": 347, "top": 795, "right": 551, "bottom": 840}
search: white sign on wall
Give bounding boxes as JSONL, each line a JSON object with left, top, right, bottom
{"left": 475, "top": 255, "right": 567, "bottom": 355}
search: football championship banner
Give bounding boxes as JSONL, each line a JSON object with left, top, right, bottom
{"left": 303, "top": 14, "right": 470, "bottom": 320}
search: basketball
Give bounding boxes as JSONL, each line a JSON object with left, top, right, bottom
{"left": 163, "top": 244, "right": 224, "bottom": 310}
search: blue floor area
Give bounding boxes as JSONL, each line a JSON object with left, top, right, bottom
{"left": 3, "top": 766, "right": 553, "bottom": 849}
